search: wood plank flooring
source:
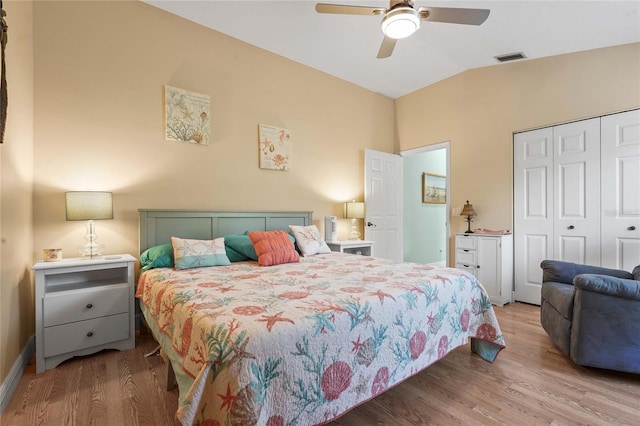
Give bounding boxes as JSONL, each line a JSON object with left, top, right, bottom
{"left": 2, "top": 302, "right": 639, "bottom": 425}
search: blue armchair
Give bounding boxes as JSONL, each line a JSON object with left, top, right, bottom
{"left": 540, "top": 260, "right": 640, "bottom": 374}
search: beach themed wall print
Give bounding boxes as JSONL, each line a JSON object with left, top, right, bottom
{"left": 258, "top": 124, "right": 291, "bottom": 171}
{"left": 423, "top": 173, "right": 446, "bottom": 204}
{"left": 164, "top": 85, "right": 210, "bottom": 145}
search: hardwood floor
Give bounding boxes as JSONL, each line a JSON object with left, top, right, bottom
{"left": 2, "top": 302, "right": 638, "bottom": 425}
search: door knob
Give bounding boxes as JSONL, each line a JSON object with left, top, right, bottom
{"left": 366, "top": 222, "right": 377, "bottom": 227}
{"left": 568, "top": 225, "right": 575, "bottom": 230}
{"left": 628, "top": 226, "right": 636, "bottom": 231}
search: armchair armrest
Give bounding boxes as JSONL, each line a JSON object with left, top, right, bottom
{"left": 541, "top": 260, "right": 633, "bottom": 285}
{"left": 574, "top": 274, "right": 640, "bottom": 301}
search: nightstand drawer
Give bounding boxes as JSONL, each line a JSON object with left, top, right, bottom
{"left": 43, "top": 283, "right": 129, "bottom": 327}
{"left": 455, "top": 250, "right": 477, "bottom": 265}
{"left": 43, "top": 312, "right": 130, "bottom": 357}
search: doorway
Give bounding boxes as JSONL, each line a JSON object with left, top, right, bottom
{"left": 401, "top": 142, "right": 450, "bottom": 266}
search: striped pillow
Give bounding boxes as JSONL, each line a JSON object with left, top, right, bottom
{"left": 171, "top": 237, "right": 231, "bottom": 270}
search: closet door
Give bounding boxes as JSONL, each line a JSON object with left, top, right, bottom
{"left": 552, "top": 118, "right": 601, "bottom": 266}
{"left": 601, "top": 110, "right": 640, "bottom": 271}
{"left": 514, "top": 127, "right": 553, "bottom": 305}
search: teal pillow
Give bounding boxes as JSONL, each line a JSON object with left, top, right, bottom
{"left": 140, "top": 244, "right": 174, "bottom": 271}
{"left": 224, "top": 235, "right": 258, "bottom": 261}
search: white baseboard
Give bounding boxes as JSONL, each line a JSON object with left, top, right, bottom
{"left": 0, "top": 334, "right": 35, "bottom": 414}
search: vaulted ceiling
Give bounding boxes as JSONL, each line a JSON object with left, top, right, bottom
{"left": 142, "top": 1, "right": 640, "bottom": 99}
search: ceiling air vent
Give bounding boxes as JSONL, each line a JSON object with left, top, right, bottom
{"left": 495, "top": 52, "right": 527, "bottom": 63}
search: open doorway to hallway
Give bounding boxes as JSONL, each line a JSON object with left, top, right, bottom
{"left": 401, "top": 142, "right": 449, "bottom": 266}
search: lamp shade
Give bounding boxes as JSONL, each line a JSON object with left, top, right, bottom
{"left": 460, "top": 200, "right": 477, "bottom": 217}
{"left": 344, "top": 201, "right": 365, "bottom": 219}
{"left": 65, "top": 191, "right": 113, "bottom": 221}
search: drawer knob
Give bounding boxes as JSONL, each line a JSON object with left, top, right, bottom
{"left": 463, "top": 249, "right": 469, "bottom": 252}
{"left": 87, "top": 331, "right": 94, "bottom": 337}
{"left": 629, "top": 226, "right": 636, "bottom": 231}
{"left": 86, "top": 303, "right": 93, "bottom": 309}
{"left": 568, "top": 225, "right": 575, "bottom": 230}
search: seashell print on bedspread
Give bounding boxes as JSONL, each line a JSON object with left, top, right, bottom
{"left": 136, "top": 252, "right": 505, "bottom": 426}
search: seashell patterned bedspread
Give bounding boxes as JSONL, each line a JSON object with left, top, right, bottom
{"left": 136, "top": 252, "right": 505, "bottom": 425}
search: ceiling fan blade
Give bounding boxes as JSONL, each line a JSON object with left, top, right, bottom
{"left": 315, "top": 3, "right": 386, "bottom": 16}
{"left": 377, "top": 36, "right": 397, "bottom": 59}
{"left": 418, "top": 7, "right": 490, "bottom": 25}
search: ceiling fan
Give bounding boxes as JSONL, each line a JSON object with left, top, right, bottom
{"left": 315, "top": 1, "right": 490, "bottom": 58}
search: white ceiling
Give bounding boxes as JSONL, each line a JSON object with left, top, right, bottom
{"left": 142, "top": 1, "right": 640, "bottom": 99}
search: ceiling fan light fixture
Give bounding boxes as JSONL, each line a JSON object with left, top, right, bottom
{"left": 381, "top": 7, "right": 420, "bottom": 39}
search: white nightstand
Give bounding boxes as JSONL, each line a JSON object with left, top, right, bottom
{"left": 326, "top": 240, "right": 375, "bottom": 256}
{"left": 32, "top": 254, "right": 136, "bottom": 373}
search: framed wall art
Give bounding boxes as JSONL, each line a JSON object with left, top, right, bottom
{"left": 423, "top": 173, "right": 446, "bottom": 204}
{"left": 164, "top": 85, "right": 211, "bottom": 145}
{"left": 258, "top": 124, "right": 291, "bottom": 171}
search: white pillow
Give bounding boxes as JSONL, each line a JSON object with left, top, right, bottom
{"left": 288, "top": 225, "right": 332, "bottom": 256}
{"left": 171, "top": 236, "right": 231, "bottom": 270}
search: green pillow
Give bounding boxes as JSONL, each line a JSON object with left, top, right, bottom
{"left": 140, "top": 244, "right": 174, "bottom": 270}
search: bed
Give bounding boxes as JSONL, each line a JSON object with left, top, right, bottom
{"left": 136, "top": 209, "right": 505, "bottom": 425}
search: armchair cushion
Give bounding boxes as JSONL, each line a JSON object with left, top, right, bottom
{"left": 541, "top": 282, "right": 575, "bottom": 319}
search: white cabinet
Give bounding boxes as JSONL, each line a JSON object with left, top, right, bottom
{"left": 514, "top": 109, "right": 640, "bottom": 305}
{"left": 326, "top": 240, "right": 375, "bottom": 256}
{"left": 455, "top": 233, "right": 513, "bottom": 307}
{"left": 33, "top": 254, "right": 136, "bottom": 373}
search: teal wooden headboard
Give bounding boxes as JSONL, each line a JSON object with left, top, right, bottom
{"left": 138, "top": 209, "right": 313, "bottom": 253}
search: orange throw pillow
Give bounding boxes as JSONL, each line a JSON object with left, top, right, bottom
{"left": 248, "top": 230, "right": 300, "bottom": 266}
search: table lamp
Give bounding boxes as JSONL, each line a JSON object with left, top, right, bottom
{"left": 344, "top": 201, "right": 365, "bottom": 240}
{"left": 460, "top": 200, "right": 477, "bottom": 234}
{"left": 65, "top": 191, "right": 113, "bottom": 258}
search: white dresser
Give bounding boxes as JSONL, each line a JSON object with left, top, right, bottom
{"left": 33, "top": 254, "right": 136, "bottom": 373}
{"left": 455, "top": 233, "right": 513, "bottom": 306}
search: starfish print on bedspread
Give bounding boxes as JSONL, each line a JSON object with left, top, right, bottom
{"left": 218, "top": 383, "right": 238, "bottom": 411}
{"left": 256, "top": 311, "right": 295, "bottom": 332}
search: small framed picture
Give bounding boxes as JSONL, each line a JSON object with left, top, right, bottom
{"left": 423, "top": 173, "right": 446, "bottom": 204}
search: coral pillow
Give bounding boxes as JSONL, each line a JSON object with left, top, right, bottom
{"left": 248, "top": 230, "right": 300, "bottom": 266}
{"left": 288, "top": 225, "right": 332, "bottom": 256}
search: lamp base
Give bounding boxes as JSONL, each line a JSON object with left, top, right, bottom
{"left": 79, "top": 220, "right": 105, "bottom": 259}
{"left": 348, "top": 218, "right": 361, "bottom": 240}
{"left": 464, "top": 216, "right": 474, "bottom": 234}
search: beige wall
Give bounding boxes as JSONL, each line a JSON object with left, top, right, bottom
{"left": 32, "top": 1, "right": 395, "bottom": 263}
{"left": 396, "top": 43, "right": 640, "bottom": 261}
{"left": 1, "top": 0, "right": 35, "bottom": 385}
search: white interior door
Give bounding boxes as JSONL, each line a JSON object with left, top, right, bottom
{"left": 364, "top": 149, "right": 402, "bottom": 261}
{"left": 514, "top": 127, "right": 554, "bottom": 305}
{"left": 601, "top": 109, "right": 640, "bottom": 271}
{"left": 553, "top": 118, "right": 601, "bottom": 265}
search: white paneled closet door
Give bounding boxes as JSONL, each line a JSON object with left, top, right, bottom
{"left": 552, "top": 118, "right": 601, "bottom": 266}
{"left": 514, "top": 127, "right": 554, "bottom": 305}
{"left": 514, "top": 109, "right": 639, "bottom": 305}
{"left": 601, "top": 110, "right": 640, "bottom": 271}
